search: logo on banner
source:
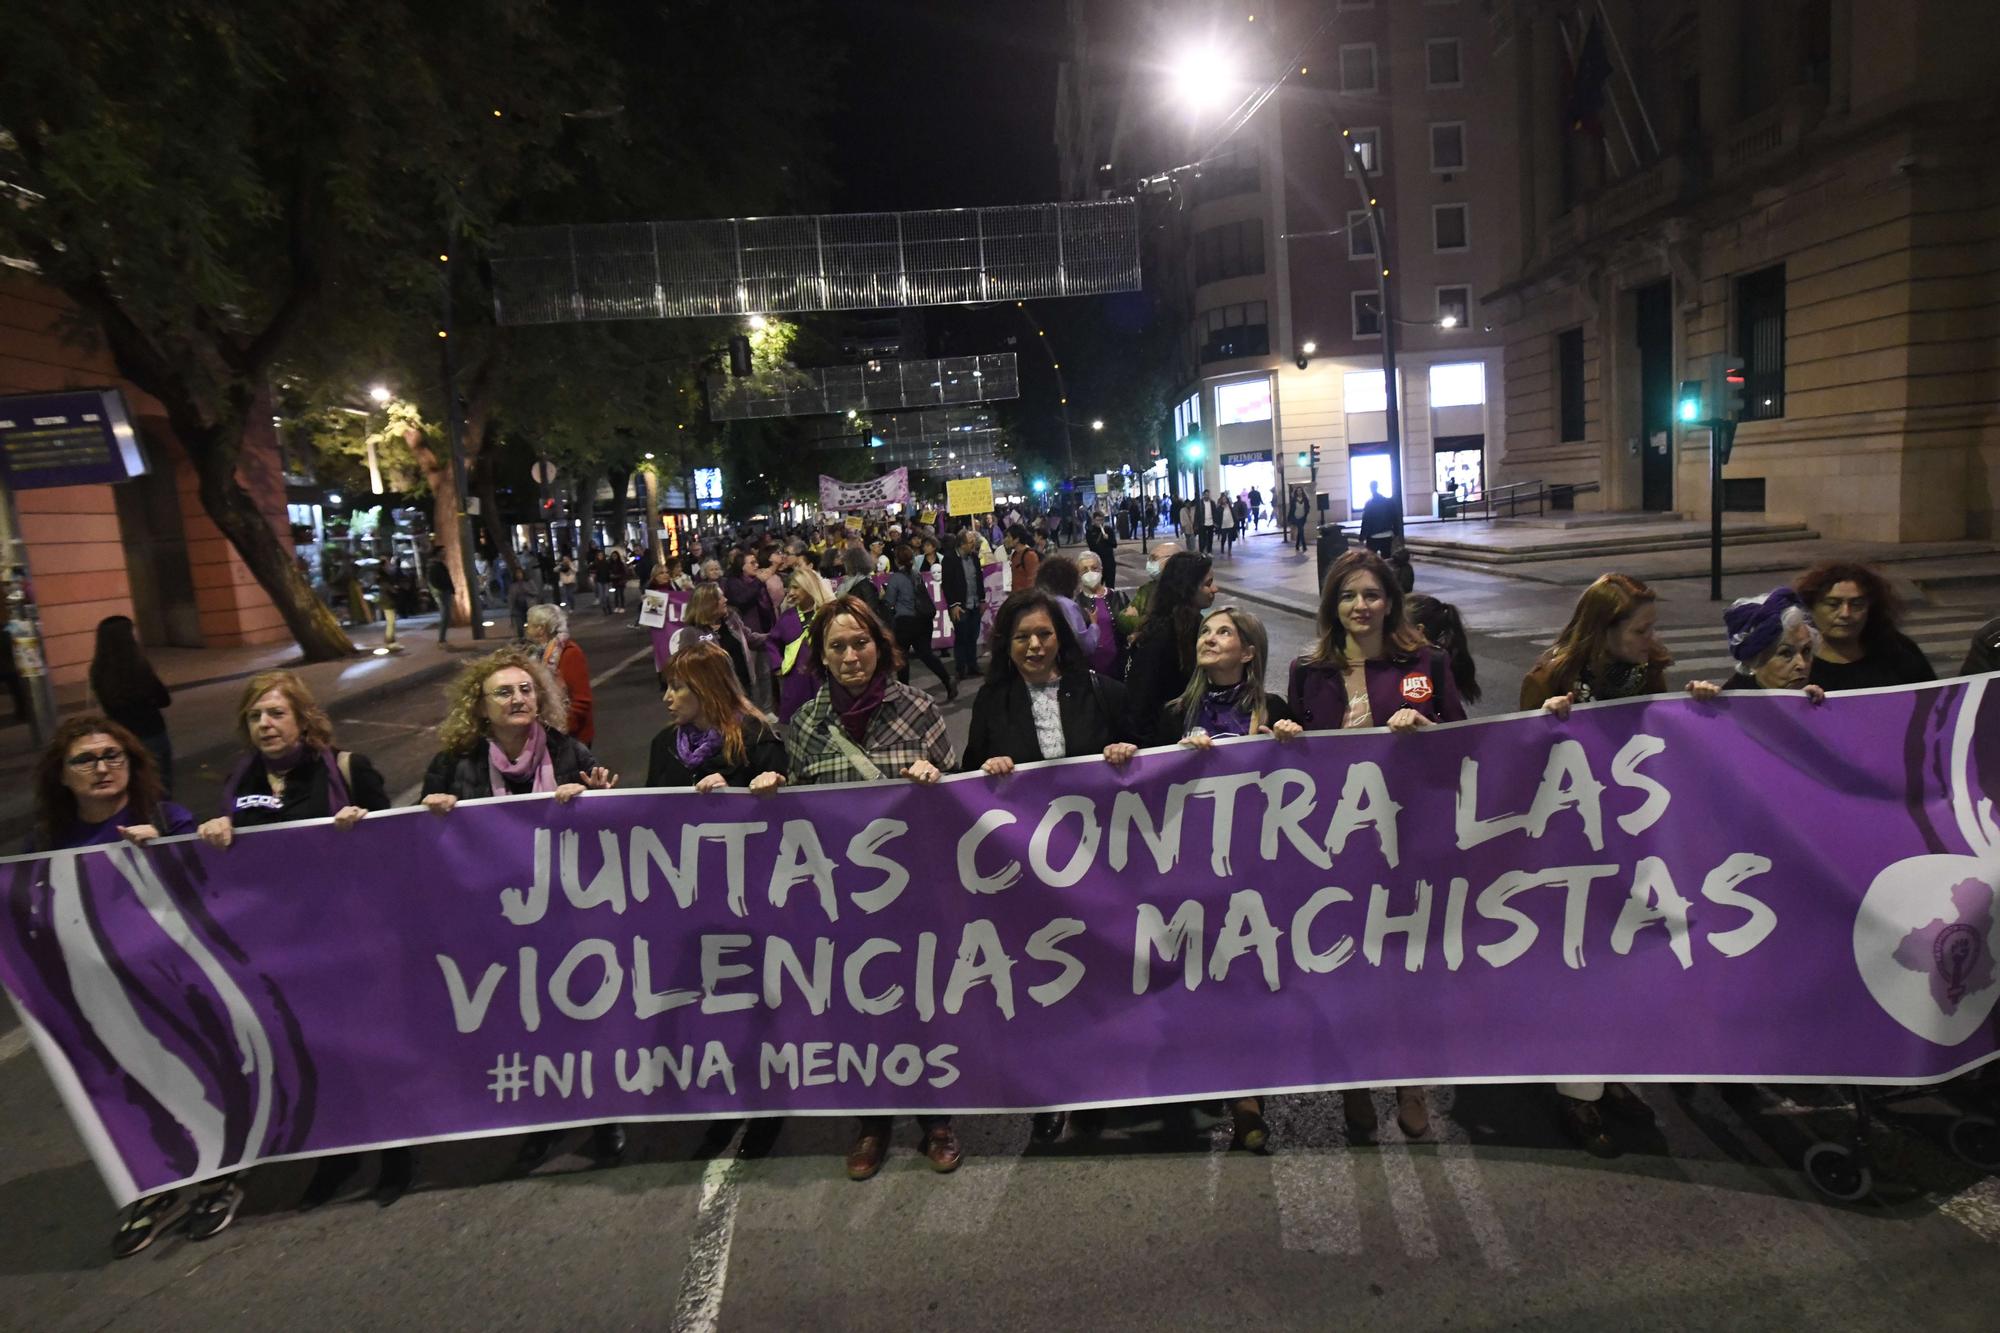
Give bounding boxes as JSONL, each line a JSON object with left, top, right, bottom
{"left": 1400, "top": 674, "right": 1433, "bottom": 703}
{"left": 1855, "top": 858, "right": 2000, "bottom": 1045}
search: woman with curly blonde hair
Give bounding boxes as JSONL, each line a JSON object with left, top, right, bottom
{"left": 419, "top": 646, "right": 616, "bottom": 811}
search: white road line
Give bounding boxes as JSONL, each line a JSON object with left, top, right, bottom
{"left": 917, "top": 1120, "right": 1028, "bottom": 1234}
{"left": 1372, "top": 1089, "right": 1440, "bottom": 1260}
{"left": 1940, "top": 1176, "right": 2000, "bottom": 1247}
{"left": 1202, "top": 1116, "right": 1232, "bottom": 1209}
{"left": 670, "top": 1150, "right": 748, "bottom": 1333}
{"left": 0, "top": 1026, "right": 30, "bottom": 1064}
{"left": 1427, "top": 1089, "right": 1520, "bottom": 1272}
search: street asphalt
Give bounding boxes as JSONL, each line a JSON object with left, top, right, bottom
{"left": 2, "top": 536, "right": 1997, "bottom": 1330}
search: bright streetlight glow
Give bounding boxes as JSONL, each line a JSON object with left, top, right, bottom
{"left": 1091, "top": 418, "right": 1105, "bottom": 431}
{"left": 1169, "top": 45, "right": 1237, "bottom": 112}
{"left": 748, "top": 314, "right": 768, "bottom": 330}
{"left": 643, "top": 452, "right": 655, "bottom": 460}
{"left": 326, "top": 492, "right": 343, "bottom": 506}
{"left": 1300, "top": 341, "right": 1317, "bottom": 356}
{"left": 1032, "top": 478, "right": 1048, "bottom": 494}
{"left": 368, "top": 384, "right": 391, "bottom": 404}
{"left": 1439, "top": 314, "right": 1460, "bottom": 329}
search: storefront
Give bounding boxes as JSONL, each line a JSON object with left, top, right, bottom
{"left": 1220, "top": 449, "right": 1274, "bottom": 505}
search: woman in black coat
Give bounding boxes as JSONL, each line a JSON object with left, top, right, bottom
{"left": 1122, "top": 551, "right": 1218, "bottom": 732}
{"left": 647, "top": 641, "right": 789, "bottom": 790}
{"left": 962, "top": 588, "right": 1139, "bottom": 1144}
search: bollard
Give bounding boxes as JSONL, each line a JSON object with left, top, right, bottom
{"left": 1315, "top": 523, "right": 1345, "bottom": 593}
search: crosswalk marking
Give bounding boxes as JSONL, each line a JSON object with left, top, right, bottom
{"left": 1372, "top": 1089, "right": 1440, "bottom": 1260}
{"left": 1427, "top": 1089, "right": 1521, "bottom": 1273}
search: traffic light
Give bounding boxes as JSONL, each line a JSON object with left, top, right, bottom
{"left": 1676, "top": 379, "right": 1704, "bottom": 424}
{"left": 1714, "top": 356, "right": 1747, "bottom": 418}
{"left": 1181, "top": 434, "right": 1205, "bottom": 463}
{"left": 1311, "top": 442, "right": 1322, "bottom": 468}
{"left": 1296, "top": 451, "right": 1310, "bottom": 468}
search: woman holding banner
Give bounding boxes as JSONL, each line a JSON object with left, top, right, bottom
{"left": 1521, "top": 572, "right": 1720, "bottom": 1153}
{"left": 768, "top": 568, "right": 833, "bottom": 723}
{"left": 1722, "top": 589, "right": 1829, "bottom": 699}
{"left": 1124, "top": 552, "right": 1217, "bottom": 733}
{"left": 648, "top": 642, "right": 788, "bottom": 790}
{"left": 195, "top": 670, "right": 394, "bottom": 1233}
{"left": 1287, "top": 550, "right": 1468, "bottom": 1142}
{"left": 1154, "top": 605, "right": 1300, "bottom": 1152}
{"left": 420, "top": 647, "right": 620, "bottom": 1172}
{"left": 756, "top": 595, "right": 962, "bottom": 1179}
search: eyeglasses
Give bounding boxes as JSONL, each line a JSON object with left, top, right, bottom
{"left": 487, "top": 684, "right": 537, "bottom": 702}
{"left": 66, "top": 748, "right": 128, "bottom": 772}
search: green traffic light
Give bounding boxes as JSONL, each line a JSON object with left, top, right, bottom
{"left": 1181, "top": 435, "right": 1205, "bottom": 462}
{"left": 1296, "top": 452, "right": 1310, "bottom": 467}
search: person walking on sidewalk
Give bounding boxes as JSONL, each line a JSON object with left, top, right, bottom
{"left": 1289, "top": 486, "right": 1311, "bottom": 553}
{"left": 1359, "top": 482, "right": 1400, "bottom": 559}
{"left": 427, "top": 544, "right": 454, "bottom": 644}
{"left": 1216, "top": 490, "right": 1238, "bottom": 558}
{"left": 196, "top": 670, "right": 393, "bottom": 1233}
{"left": 1248, "top": 485, "right": 1264, "bottom": 532}
{"left": 88, "top": 615, "right": 175, "bottom": 794}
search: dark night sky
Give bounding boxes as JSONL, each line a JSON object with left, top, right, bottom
{"left": 826, "top": 0, "right": 1068, "bottom": 212}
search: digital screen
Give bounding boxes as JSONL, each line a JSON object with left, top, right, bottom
{"left": 693, "top": 467, "right": 724, "bottom": 511}
{"left": 0, "top": 388, "right": 148, "bottom": 490}
{"left": 1214, "top": 378, "right": 1272, "bottom": 425}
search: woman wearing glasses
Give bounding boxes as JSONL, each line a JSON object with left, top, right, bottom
{"left": 420, "top": 646, "right": 619, "bottom": 1170}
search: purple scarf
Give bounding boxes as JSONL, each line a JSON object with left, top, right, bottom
{"left": 674, "top": 725, "right": 725, "bottom": 770}
{"left": 828, "top": 671, "right": 889, "bottom": 742}
{"left": 488, "top": 722, "right": 556, "bottom": 796}
{"left": 1194, "top": 681, "right": 1253, "bottom": 737}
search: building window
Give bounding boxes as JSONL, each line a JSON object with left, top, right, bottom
{"left": 1735, "top": 264, "right": 1786, "bottom": 420}
{"left": 1347, "top": 209, "right": 1376, "bottom": 259}
{"left": 1194, "top": 219, "right": 1266, "bottom": 285}
{"left": 1426, "top": 37, "right": 1463, "bottom": 88}
{"left": 1436, "top": 285, "right": 1471, "bottom": 328}
{"left": 1215, "top": 378, "right": 1273, "bottom": 424}
{"left": 1343, "top": 127, "right": 1382, "bottom": 175}
{"left": 1352, "top": 291, "right": 1383, "bottom": 340}
{"left": 1198, "top": 302, "right": 1270, "bottom": 364}
{"left": 1433, "top": 203, "right": 1469, "bottom": 252}
{"left": 1429, "top": 362, "right": 1485, "bottom": 407}
{"left": 1345, "top": 370, "right": 1388, "bottom": 413}
{"left": 1339, "top": 44, "right": 1379, "bottom": 93}
{"left": 1557, "top": 328, "right": 1586, "bottom": 442}
{"left": 1189, "top": 148, "right": 1259, "bottom": 203}
{"left": 1430, "top": 122, "right": 1466, "bottom": 172}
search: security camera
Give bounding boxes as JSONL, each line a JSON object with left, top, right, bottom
{"left": 1296, "top": 355, "right": 1310, "bottom": 371}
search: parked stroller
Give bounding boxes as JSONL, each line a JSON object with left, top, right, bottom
{"left": 1799, "top": 1067, "right": 2000, "bottom": 1200}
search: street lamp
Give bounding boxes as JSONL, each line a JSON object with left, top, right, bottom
{"left": 1169, "top": 45, "right": 1238, "bottom": 113}
{"left": 748, "top": 314, "right": 768, "bottom": 331}
{"left": 1032, "top": 478, "right": 1049, "bottom": 495}
{"left": 368, "top": 384, "right": 391, "bottom": 404}
{"left": 1300, "top": 341, "right": 1317, "bottom": 356}
{"left": 1091, "top": 418, "right": 1105, "bottom": 431}
{"left": 1439, "top": 314, "right": 1459, "bottom": 329}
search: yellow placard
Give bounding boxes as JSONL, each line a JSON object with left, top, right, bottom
{"left": 946, "top": 476, "right": 994, "bottom": 516}
{"left": 918, "top": 508, "right": 937, "bottom": 525}
{"left": 844, "top": 515, "right": 865, "bottom": 532}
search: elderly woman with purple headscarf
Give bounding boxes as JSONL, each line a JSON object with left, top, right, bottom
{"left": 1721, "top": 588, "right": 1828, "bottom": 701}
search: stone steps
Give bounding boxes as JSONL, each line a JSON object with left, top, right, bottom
{"left": 1401, "top": 521, "right": 1818, "bottom": 565}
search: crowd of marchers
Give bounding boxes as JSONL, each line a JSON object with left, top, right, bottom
{"left": 29, "top": 500, "right": 1999, "bottom": 1258}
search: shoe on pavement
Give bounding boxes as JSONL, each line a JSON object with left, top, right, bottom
{"left": 514, "top": 1130, "right": 559, "bottom": 1176}
{"left": 1396, "top": 1087, "right": 1431, "bottom": 1140}
{"left": 186, "top": 1179, "right": 244, "bottom": 1242}
{"left": 299, "top": 1154, "right": 360, "bottom": 1211}
{"left": 922, "top": 1124, "right": 964, "bottom": 1173}
{"left": 1559, "top": 1096, "right": 1618, "bottom": 1158}
{"left": 1031, "top": 1111, "right": 1068, "bottom": 1144}
{"left": 374, "top": 1147, "right": 415, "bottom": 1207}
{"left": 1342, "top": 1088, "right": 1379, "bottom": 1140}
{"left": 1232, "top": 1099, "right": 1270, "bottom": 1153}
{"left": 846, "top": 1119, "right": 892, "bottom": 1181}
{"left": 1602, "top": 1082, "right": 1657, "bottom": 1126}
{"left": 112, "top": 1191, "right": 188, "bottom": 1258}
{"left": 588, "top": 1124, "right": 627, "bottom": 1167}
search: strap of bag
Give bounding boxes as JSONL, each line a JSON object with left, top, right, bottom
{"left": 824, "top": 724, "right": 887, "bottom": 781}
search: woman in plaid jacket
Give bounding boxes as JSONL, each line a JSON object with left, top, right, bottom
{"left": 751, "top": 595, "right": 961, "bottom": 1179}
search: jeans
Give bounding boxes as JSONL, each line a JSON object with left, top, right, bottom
{"left": 435, "top": 601, "right": 450, "bottom": 642}
{"left": 952, "top": 607, "right": 981, "bottom": 676}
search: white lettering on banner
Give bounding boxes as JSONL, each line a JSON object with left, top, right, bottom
{"left": 432, "top": 734, "right": 1788, "bottom": 1034}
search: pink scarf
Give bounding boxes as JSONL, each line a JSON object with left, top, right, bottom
{"left": 488, "top": 722, "right": 556, "bottom": 796}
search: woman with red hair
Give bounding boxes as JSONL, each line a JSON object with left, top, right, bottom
{"left": 646, "top": 641, "right": 787, "bottom": 790}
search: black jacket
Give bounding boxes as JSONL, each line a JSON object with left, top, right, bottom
{"left": 960, "top": 671, "right": 1131, "bottom": 770}
{"left": 646, "top": 716, "right": 789, "bottom": 789}
{"left": 226, "top": 747, "right": 390, "bottom": 827}
{"left": 1123, "top": 623, "right": 1193, "bottom": 737}
{"left": 1964, "top": 617, "right": 2000, "bottom": 678}
{"left": 942, "top": 549, "right": 984, "bottom": 611}
{"left": 421, "top": 728, "right": 599, "bottom": 800}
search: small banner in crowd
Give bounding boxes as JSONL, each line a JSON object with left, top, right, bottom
{"left": 819, "top": 468, "right": 909, "bottom": 512}
{"left": 6, "top": 680, "right": 1997, "bottom": 1204}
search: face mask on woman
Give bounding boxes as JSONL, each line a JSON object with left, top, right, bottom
{"left": 1144, "top": 559, "right": 1160, "bottom": 580}
{"left": 1081, "top": 570, "right": 1103, "bottom": 590}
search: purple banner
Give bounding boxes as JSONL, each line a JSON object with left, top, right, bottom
{"left": 5, "top": 679, "right": 1997, "bottom": 1203}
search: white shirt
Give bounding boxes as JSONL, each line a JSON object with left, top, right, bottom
{"left": 1027, "top": 682, "right": 1065, "bottom": 760}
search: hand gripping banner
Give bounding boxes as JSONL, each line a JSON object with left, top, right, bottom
{"left": 4, "top": 679, "right": 1997, "bottom": 1204}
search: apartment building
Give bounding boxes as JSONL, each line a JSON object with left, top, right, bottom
{"left": 1483, "top": 0, "right": 1999, "bottom": 540}
{"left": 1057, "top": 0, "right": 1520, "bottom": 521}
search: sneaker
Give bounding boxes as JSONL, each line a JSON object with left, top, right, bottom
{"left": 1232, "top": 1099, "right": 1270, "bottom": 1153}
{"left": 185, "top": 1179, "right": 244, "bottom": 1242}
{"left": 1030, "top": 1111, "right": 1068, "bottom": 1144}
{"left": 112, "top": 1191, "right": 188, "bottom": 1258}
